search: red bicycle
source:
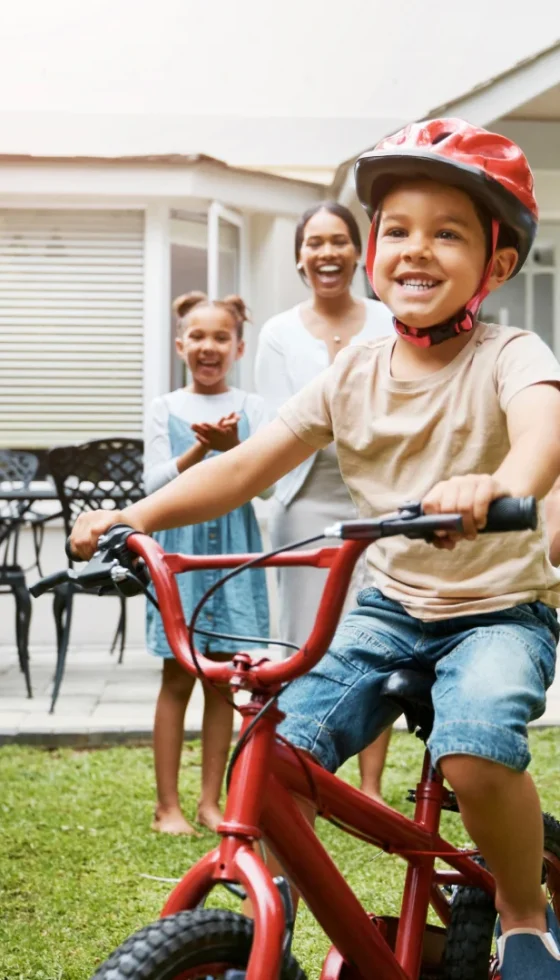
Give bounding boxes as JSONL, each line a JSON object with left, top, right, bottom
{"left": 31, "top": 497, "right": 560, "bottom": 980}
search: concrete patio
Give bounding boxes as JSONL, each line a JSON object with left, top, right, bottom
{"left": 0, "top": 644, "right": 247, "bottom": 745}
{"left": 1, "top": 640, "right": 560, "bottom": 746}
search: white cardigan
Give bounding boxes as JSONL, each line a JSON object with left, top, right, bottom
{"left": 254, "top": 299, "right": 393, "bottom": 506}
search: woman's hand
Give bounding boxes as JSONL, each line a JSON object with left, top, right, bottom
{"left": 70, "top": 509, "right": 131, "bottom": 561}
{"left": 191, "top": 413, "right": 240, "bottom": 453}
{"left": 423, "top": 474, "right": 509, "bottom": 550}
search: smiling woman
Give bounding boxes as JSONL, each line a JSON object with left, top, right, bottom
{"left": 254, "top": 201, "right": 394, "bottom": 800}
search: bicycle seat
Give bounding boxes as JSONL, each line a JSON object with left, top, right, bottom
{"left": 380, "top": 669, "right": 435, "bottom": 742}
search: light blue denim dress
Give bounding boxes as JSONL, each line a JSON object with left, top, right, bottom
{"left": 146, "top": 409, "right": 270, "bottom": 657}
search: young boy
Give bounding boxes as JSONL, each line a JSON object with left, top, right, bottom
{"left": 71, "top": 118, "right": 560, "bottom": 979}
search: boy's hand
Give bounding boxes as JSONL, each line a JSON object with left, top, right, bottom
{"left": 423, "top": 474, "right": 509, "bottom": 550}
{"left": 70, "top": 509, "right": 128, "bottom": 561}
{"left": 191, "top": 413, "right": 240, "bottom": 453}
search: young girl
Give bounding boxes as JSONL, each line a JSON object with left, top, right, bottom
{"left": 144, "top": 291, "right": 270, "bottom": 835}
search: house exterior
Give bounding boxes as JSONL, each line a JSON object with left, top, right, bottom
{"left": 0, "top": 157, "right": 322, "bottom": 448}
{"left": 0, "top": 8, "right": 559, "bottom": 648}
{"left": 1, "top": 27, "right": 558, "bottom": 448}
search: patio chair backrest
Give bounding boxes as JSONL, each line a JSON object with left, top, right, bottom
{"left": 0, "top": 450, "right": 40, "bottom": 553}
{"left": 47, "top": 438, "right": 144, "bottom": 540}
{"left": 0, "top": 449, "right": 39, "bottom": 488}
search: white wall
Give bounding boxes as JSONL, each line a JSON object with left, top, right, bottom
{"left": 0, "top": 0, "right": 555, "bottom": 166}
{"left": 237, "top": 213, "right": 309, "bottom": 393}
{"left": 249, "top": 215, "right": 308, "bottom": 325}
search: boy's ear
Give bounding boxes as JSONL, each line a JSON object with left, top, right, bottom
{"left": 175, "top": 336, "right": 185, "bottom": 356}
{"left": 486, "top": 247, "right": 519, "bottom": 293}
{"left": 235, "top": 339, "right": 246, "bottom": 360}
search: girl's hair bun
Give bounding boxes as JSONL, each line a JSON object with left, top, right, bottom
{"left": 222, "top": 294, "right": 249, "bottom": 325}
{"left": 172, "top": 291, "right": 207, "bottom": 320}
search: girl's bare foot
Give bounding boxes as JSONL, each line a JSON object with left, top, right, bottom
{"left": 196, "top": 802, "right": 224, "bottom": 833}
{"left": 151, "top": 805, "right": 201, "bottom": 836}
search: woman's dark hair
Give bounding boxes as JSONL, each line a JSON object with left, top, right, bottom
{"left": 294, "top": 202, "right": 362, "bottom": 274}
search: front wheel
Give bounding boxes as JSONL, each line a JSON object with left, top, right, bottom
{"left": 91, "top": 908, "right": 307, "bottom": 980}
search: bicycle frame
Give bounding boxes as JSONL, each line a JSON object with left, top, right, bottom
{"left": 160, "top": 713, "right": 496, "bottom": 980}
{"left": 127, "top": 533, "right": 497, "bottom": 980}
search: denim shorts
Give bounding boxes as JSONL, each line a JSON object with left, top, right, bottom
{"left": 277, "top": 589, "right": 559, "bottom": 773}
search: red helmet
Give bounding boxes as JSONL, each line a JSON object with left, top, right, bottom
{"left": 355, "top": 117, "right": 538, "bottom": 273}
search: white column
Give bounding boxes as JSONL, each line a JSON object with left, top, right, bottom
{"left": 142, "top": 204, "right": 170, "bottom": 422}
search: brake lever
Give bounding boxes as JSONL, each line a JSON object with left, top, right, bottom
{"left": 67, "top": 525, "right": 150, "bottom": 596}
{"left": 74, "top": 549, "right": 121, "bottom": 591}
{"left": 380, "top": 504, "right": 463, "bottom": 540}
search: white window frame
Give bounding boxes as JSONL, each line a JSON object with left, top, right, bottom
{"left": 207, "top": 201, "right": 251, "bottom": 388}
{"left": 207, "top": 201, "right": 248, "bottom": 300}
{"left": 510, "top": 242, "right": 556, "bottom": 335}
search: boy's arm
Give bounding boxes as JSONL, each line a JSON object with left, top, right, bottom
{"left": 493, "top": 382, "right": 560, "bottom": 498}
{"left": 70, "top": 419, "right": 315, "bottom": 559}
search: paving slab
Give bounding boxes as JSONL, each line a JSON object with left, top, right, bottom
{"left": 0, "top": 642, "right": 559, "bottom": 746}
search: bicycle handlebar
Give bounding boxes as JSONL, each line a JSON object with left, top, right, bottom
{"left": 329, "top": 495, "right": 537, "bottom": 540}
{"left": 30, "top": 524, "right": 148, "bottom": 599}
{"left": 30, "top": 497, "right": 538, "bottom": 689}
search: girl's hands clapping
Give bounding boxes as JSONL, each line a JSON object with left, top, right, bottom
{"left": 191, "top": 412, "right": 240, "bottom": 453}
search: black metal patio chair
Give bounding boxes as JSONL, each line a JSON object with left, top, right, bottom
{"left": 0, "top": 450, "right": 40, "bottom": 698}
{"left": 47, "top": 438, "right": 144, "bottom": 712}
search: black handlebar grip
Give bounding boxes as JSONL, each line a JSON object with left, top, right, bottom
{"left": 29, "top": 570, "right": 71, "bottom": 598}
{"left": 482, "top": 496, "right": 537, "bottom": 533}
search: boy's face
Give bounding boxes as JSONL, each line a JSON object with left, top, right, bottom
{"left": 374, "top": 180, "right": 513, "bottom": 329}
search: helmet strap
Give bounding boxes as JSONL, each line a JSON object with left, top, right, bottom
{"left": 365, "top": 218, "right": 500, "bottom": 348}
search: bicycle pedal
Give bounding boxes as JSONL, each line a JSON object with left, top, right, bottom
{"left": 442, "top": 792, "right": 460, "bottom": 813}
{"left": 406, "top": 789, "right": 459, "bottom": 812}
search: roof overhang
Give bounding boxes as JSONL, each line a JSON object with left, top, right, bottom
{"left": 0, "top": 153, "right": 323, "bottom": 216}
{"left": 332, "top": 40, "right": 560, "bottom": 206}
{"left": 428, "top": 41, "right": 560, "bottom": 125}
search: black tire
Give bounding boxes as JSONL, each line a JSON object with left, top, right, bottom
{"left": 442, "top": 812, "right": 560, "bottom": 979}
{"left": 91, "top": 908, "right": 307, "bottom": 980}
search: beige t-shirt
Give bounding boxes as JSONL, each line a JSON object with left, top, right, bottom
{"left": 278, "top": 322, "right": 560, "bottom": 620}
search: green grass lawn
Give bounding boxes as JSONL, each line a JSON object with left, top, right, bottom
{"left": 1, "top": 730, "right": 559, "bottom": 980}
